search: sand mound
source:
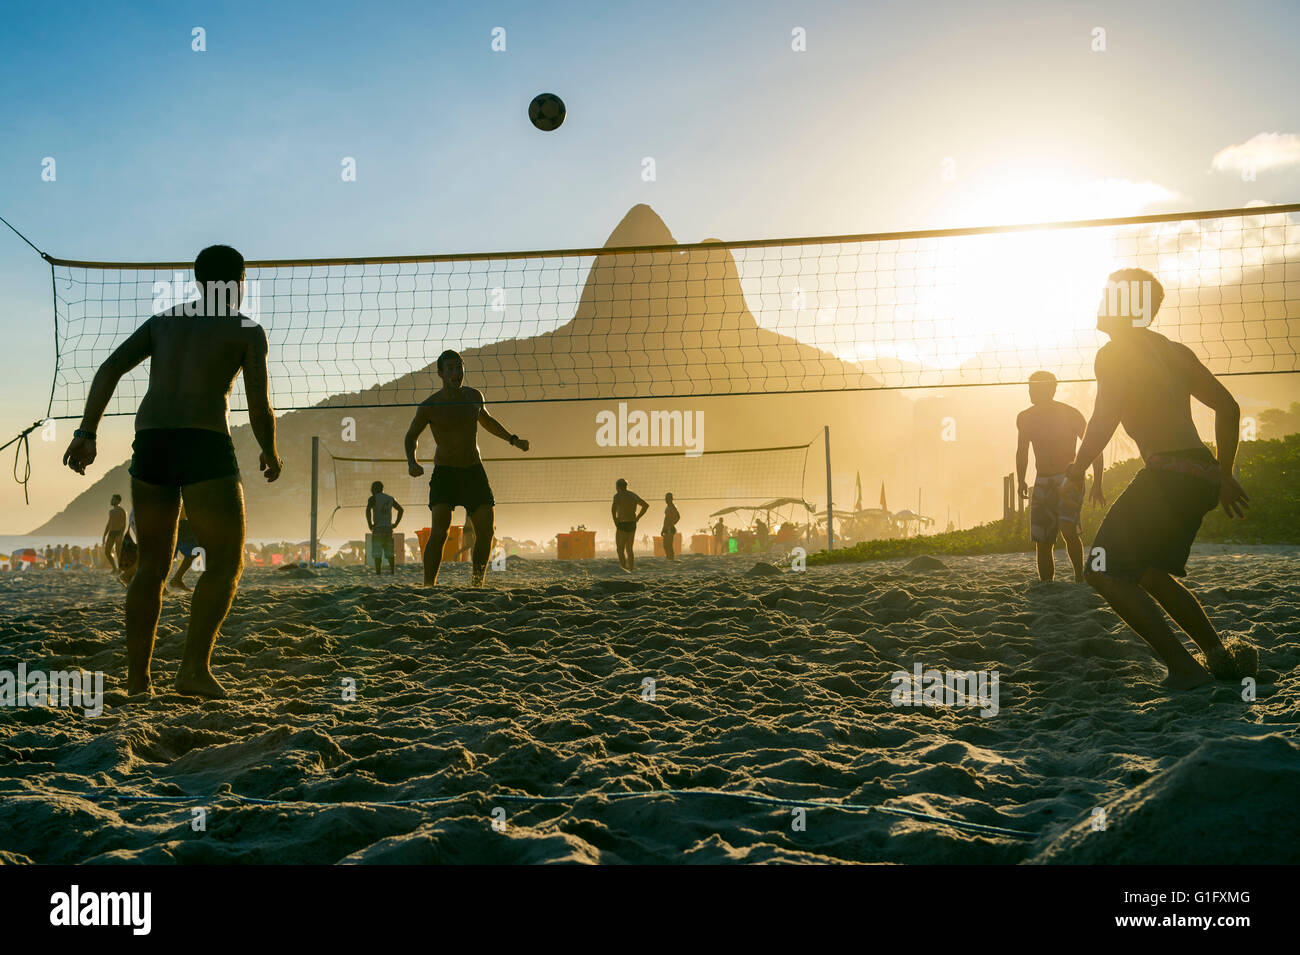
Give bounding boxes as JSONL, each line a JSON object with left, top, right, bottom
{"left": 745, "top": 562, "right": 782, "bottom": 577}
{"left": 904, "top": 556, "right": 948, "bottom": 572}
{"left": 277, "top": 566, "right": 318, "bottom": 579}
{"left": 1028, "top": 735, "right": 1300, "bottom": 864}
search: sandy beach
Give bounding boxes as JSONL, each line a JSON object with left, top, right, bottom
{"left": 1, "top": 548, "right": 1296, "bottom": 864}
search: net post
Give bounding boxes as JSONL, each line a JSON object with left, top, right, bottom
{"left": 824, "top": 425, "right": 833, "bottom": 552}
{"left": 310, "top": 436, "right": 319, "bottom": 564}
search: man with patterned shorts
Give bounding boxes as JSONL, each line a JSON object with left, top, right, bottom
{"left": 1016, "top": 371, "right": 1104, "bottom": 582}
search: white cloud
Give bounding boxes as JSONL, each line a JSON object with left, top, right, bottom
{"left": 1211, "top": 132, "right": 1300, "bottom": 174}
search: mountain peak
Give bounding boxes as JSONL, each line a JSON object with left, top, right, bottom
{"left": 603, "top": 204, "right": 676, "bottom": 249}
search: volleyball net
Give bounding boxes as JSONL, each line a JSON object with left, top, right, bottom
{"left": 36, "top": 203, "right": 1300, "bottom": 422}
{"left": 316, "top": 436, "right": 817, "bottom": 536}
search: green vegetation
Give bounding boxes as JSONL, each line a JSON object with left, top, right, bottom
{"left": 810, "top": 434, "right": 1300, "bottom": 566}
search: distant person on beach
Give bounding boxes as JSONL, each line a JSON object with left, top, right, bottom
{"left": 1016, "top": 370, "right": 1104, "bottom": 582}
{"left": 102, "top": 494, "right": 127, "bottom": 571}
{"left": 456, "top": 518, "right": 475, "bottom": 561}
{"left": 713, "top": 517, "right": 727, "bottom": 554}
{"left": 612, "top": 478, "right": 648, "bottom": 571}
{"left": 118, "top": 509, "right": 139, "bottom": 586}
{"left": 662, "top": 492, "right": 680, "bottom": 560}
{"left": 62, "top": 244, "right": 282, "bottom": 699}
{"left": 167, "top": 503, "right": 200, "bottom": 593}
{"left": 404, "top": 350, "right": 528, "bottom": 587}
{"left": 1066, "top": 268, "right": 1255, "bottom": 690}
{"left": 365, "top": 480, "right": 404, "bottom": 575}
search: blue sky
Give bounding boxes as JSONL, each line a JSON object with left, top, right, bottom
{"left": 2, "top": 0, "right": 1298, "bottom": 527}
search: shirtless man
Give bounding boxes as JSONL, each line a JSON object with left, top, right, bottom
{"left": 1065, "top": 268, "right": 1254, "bottom": 690}
{"left": 62, "top": 245, "right": 281, "bottom": 699}
{"left": 1016, "top": 371, "right": 1104, "bottom": 582}
{"left": 102, "top": 494, "right": 127, "bottom": 571}
{"left": 404, "top": 350, "right": 528, "bottom": 586}
{"left": 612, "top": 479, "right": 649, "bottom": 572}
{"left": 365, "top": 480, "right": 404, "bottom": 575}
{"left": 662, "top": 492, "right": 680, "bottom": 560}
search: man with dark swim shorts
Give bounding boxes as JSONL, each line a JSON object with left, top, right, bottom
{"left": 1015, "top": 371, "right": 1104, "bottom": 582}
{"left": 62, "top": 244, "right": 282, "bottom": 699}
{"left": 365, "top": 480, "right": 404, "bottom": 575}
{"left": 612, "top": 478, "right": 649, "bottom": 572}
{"left": 403, "top": 350, "right": 528, "bottom": 586}
{"left": 1066, "top": 269, "right": 1254, "bottom": 690}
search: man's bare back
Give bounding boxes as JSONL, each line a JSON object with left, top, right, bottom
{"left": 106, "top": 505, "right": 126, "bottom": 532}
{"left": 135, "top": 307, "right": 263, "bottom": 434}
{"left": 613, "top": 488, "right": 647, "bottom": 523}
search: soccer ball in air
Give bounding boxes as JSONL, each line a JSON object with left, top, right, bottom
{"left": 528, "top": 93, "right": 566, "bottom": 131}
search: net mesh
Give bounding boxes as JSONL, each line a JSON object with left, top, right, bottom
{"left": 45, "top": 205, "right": 1300, "bottom": 419}
{"left": 322, "top": 439, "right": 813, "bottom": 515}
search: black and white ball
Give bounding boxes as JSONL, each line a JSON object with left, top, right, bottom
{"left": 528, "top": 93, "right": 566, "bottom": 131}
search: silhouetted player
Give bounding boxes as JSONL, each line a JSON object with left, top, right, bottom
{"left": 1016, "top": 371, "right": 1103, "bottom": 582}
{"left": 662, "top": 492, "right": 680, "bottom": 560}
{"left": 62, "top": 244, "right": 281, "bottom": 699}
{"left": 366, "top": 481, "right": 404, "bottom": 575}
{"left": 404, "top": 350, "right": 528, "bottom": 586}
{"left": 102, "top": 494, "right": 127, "bottom": 571}
{"left": 1066, "top": 269, "right": 1254, "bottom": 689}
{"left": 612, "top": 478, "right": 648, "bottom": 571}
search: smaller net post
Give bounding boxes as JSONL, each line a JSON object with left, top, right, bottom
{"left": 824, "top": 425, "right": 833, "bottom": 552}
{"left": 310, "top": 435, "right": 319, "bottom": 563}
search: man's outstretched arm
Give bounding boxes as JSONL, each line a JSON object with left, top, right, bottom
{"left": 64, "top": 320, "right": 153, "bottom": 474}
{"left": 1014, "top": 413, "right": 1031, "bottom": 497}
{"left": 241, "top": 325, "right": 281, "bottom": 481}
{"left": 1186, "top": 350, "right": 1248, "bottom": 517}
{"left": 405, "top": 406, "right": 430, "bottom": 473}
{"left": 1186, "top": 353, "right": 1241, "bottom": 470}
{"left": 478, "top": 405, "right": 529, "bottom": 451}
{"left": 1067, "top": 356, "right": 1123, "bottom": 480}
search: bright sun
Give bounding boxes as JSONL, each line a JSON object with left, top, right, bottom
{"left": 764, "top": 177, "right": 1181, "bottom": 374}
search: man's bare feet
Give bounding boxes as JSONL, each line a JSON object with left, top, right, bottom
{"left": 175, "top": 668, "right": 227, "bottom": 699}
{"left": 127, "top": 674, "right": 153, "bottom": 696}
{"left": 166, "top": 579, "right": 192, "bottom": 593}
{"left": 1206, "top": 638, "right": 1258, "bottom": 681}
{"left": 1160, "top": 667, "right": 1213, "bottom": 690}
